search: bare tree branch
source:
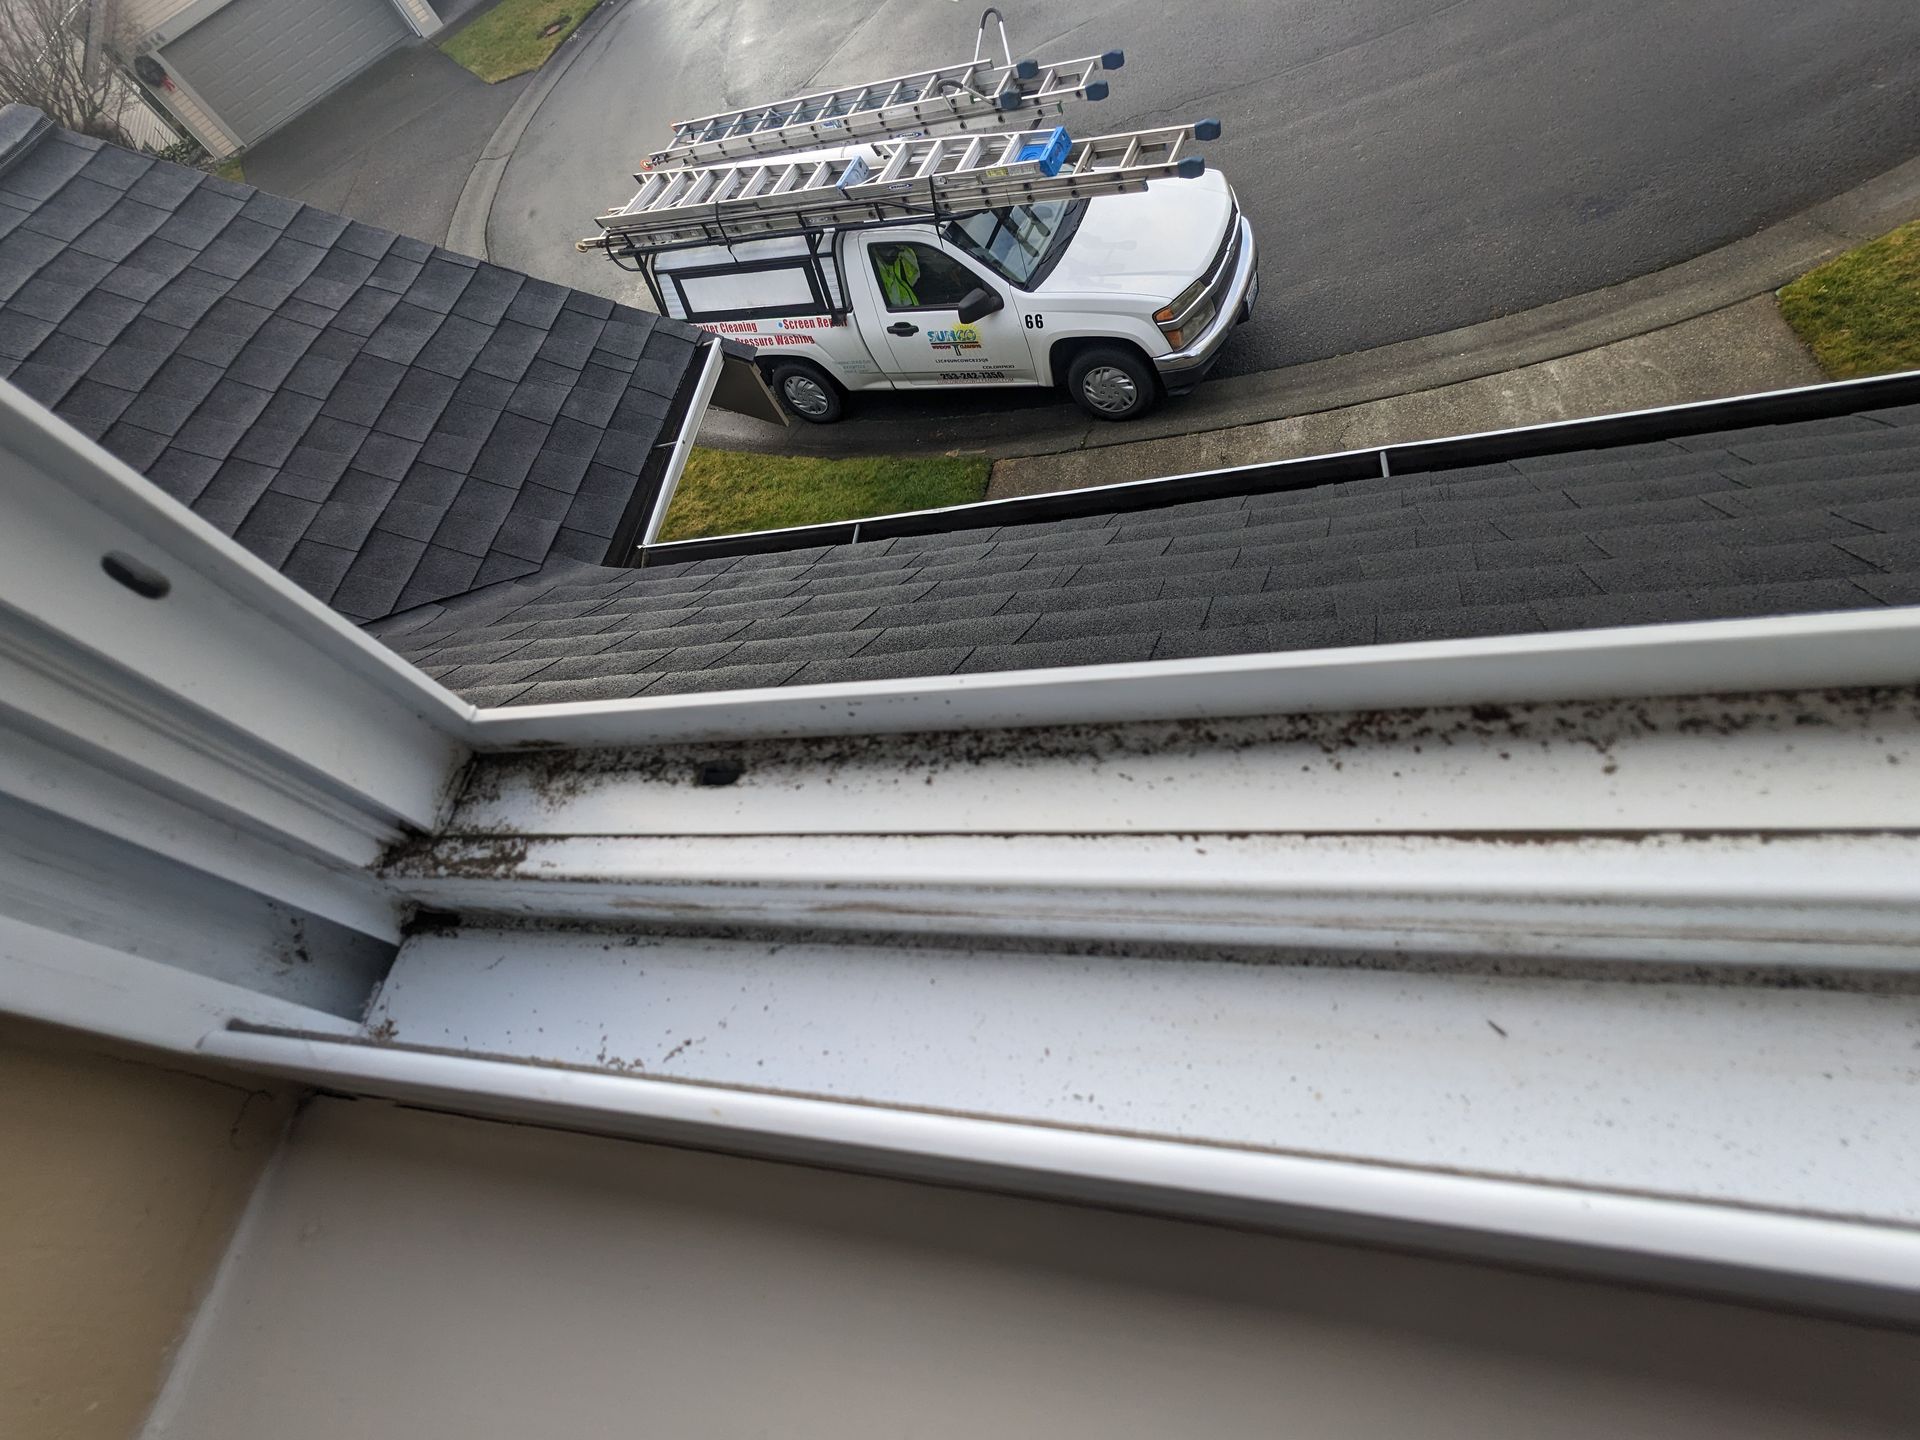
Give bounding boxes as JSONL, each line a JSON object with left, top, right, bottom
{"left": 0, "top": 0, "right": 127, "bottom": 142}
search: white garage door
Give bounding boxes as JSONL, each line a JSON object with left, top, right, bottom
{"left": 162, "top": 0, "right": 411, "bottom": 146}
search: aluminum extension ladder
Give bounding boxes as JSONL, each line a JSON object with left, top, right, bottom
{"left": 645, "top": 9, "right": 1124, "bottom": 170}
{"left": 581, "top": 121, "right": 1220, "bottom": 254}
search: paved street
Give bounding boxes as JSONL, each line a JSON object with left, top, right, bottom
{"left": 493, "top": 0, "right": 1920, "bottom": 386}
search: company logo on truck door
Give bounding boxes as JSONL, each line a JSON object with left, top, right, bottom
{"left": 927, "top": 325, "right": 982, "bottom": 354}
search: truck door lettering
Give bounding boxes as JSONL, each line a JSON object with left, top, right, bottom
{"left": 926, "top": 326, "right": 983, "bottom": 354}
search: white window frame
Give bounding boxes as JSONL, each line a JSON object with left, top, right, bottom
{"left": 6, "top": 373, "right": 1920, "bottom": 1321}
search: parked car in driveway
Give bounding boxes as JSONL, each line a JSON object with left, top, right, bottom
{"left": 651, "top": 159, "right": 1258, "bottom": 423}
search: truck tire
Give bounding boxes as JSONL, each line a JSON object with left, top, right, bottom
{"left": 1066, "top": 345, "right": 1157, "bottom": 422}
{"left": 769, "top": 361, "right": 843, "bottom": 424}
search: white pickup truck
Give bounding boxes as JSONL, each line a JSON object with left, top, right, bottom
{"left": 646, "top": 159, "right": 1258, "bottom": 423}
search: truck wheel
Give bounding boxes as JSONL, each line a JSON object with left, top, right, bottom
{"left": 770, "top": 362, "right": 843, "bottom": 424}
{"left": 1067, "top": 345, "right": 1156, "bottom": 422}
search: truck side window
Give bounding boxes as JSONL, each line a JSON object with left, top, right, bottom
{"left": 868, "top": 243, "right": 979, "bottom": 311}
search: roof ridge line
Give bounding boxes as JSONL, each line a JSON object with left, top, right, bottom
{"left": 0, "top": 105, "right": 52, "bottom": 183}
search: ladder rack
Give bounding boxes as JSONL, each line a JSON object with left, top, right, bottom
{"left": 581, "top": 121, "right": 1220, "bottom": 257}
{"left": 645, "top": 48, "right": 1125, "bottom": 171}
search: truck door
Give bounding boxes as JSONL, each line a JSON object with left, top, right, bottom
{"left": 853, "top": 234, "right": 1035, "bottom": 386}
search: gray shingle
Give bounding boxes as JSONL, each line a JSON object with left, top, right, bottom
{"left": 1579, "top": 542, "right": 1874, "bottom": 594}
{"left": 1206, "top": 588, "right": 1337, "bottom": 629}
{"left": 460, "top": 681, "right": 536, "bottom": 706}
{"left": 862, "top": 591, "right": 1012, "bottom": 628}
{"left": 233, "top": 490, "right": 320, "bottom": 567}
{"left": 509, "top": 671, "right": 655, "bottom": 704}
{"left": 1263, "top": 615, "right": 1380, "bottom": 651}
{"left": 642, "top": 661, "right": 805, "bottom": 695}
{"left": 646, "top": 639, "right": 742, "bottom": 671}
{"left": 1834, "top": 531, "right": 1920, "bottom": 570}
{"left": 1459, "top": 564, "right": 1601, "bottom": 607}
{"left": 1854, "top": 572, "right": 1920, "bottom": 605}
{"left": 1376, "top": 604, "right": 1545, "bottom": 644}
{"left": 1495, "top": 495, "right": 1717, "bottom": 537}
{"left": 1162, "top": 566, "right": 1266, "bottom": 599}
{"left": 1152, "top": 624, "right": 1274, "bottom": 660}
{"left": 98, "top": 421, "right": 168, "bottom": 469}
{"left": 736, "top": 604, "right": 880, "bottom": 641}
{"left": 958, "top": 634, "right": 1160, "bottom": 673}
{"left": 1533, "top": 579, "right": 1876, "bottom": 631}
{"left": 623, "top": 618, "right": 758, "bottom": 649}
{"left": 280, "top": 539, "right": 359, "bottom": 599}
{"left": 791, "top": 646, "right": 975, "bottom": 685}
{"left": 1019, "top": 596, "right": 1207, "bottom": 642}
{"left": 333, "top": 531, "right": 428, "bottom": 619}
{"left": 1260, "top": 553, "right": 1370, "bottom": 592}
{"left": 855, "top": 613, "right": 1038, "bottom": 655}
{"left": 1589, "top": 510, "right": 1872, "bottom": 558}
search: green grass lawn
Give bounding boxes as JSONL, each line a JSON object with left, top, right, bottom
{"left": 214, "top": 158, "right": 244, "bottom": 184}
{"left": 655, "top": 447, "right": 992, "bottom": 543}
{"left": 1777, "top": 218, "right": 1920, "bottom": 379}
{"left": 441, "top": 0, "right": 602, "bottom": 83}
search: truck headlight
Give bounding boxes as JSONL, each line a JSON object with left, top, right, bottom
{"left": 1155, "top": 276, "right": 1215, "bottom": 349}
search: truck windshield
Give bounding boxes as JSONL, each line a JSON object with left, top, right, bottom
{"left": 944, "top": 200, "right": 1086, "bottom": 289}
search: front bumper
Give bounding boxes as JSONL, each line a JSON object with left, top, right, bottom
{"left": 1153, "top": 216, "right": 1258, "bottom": 388}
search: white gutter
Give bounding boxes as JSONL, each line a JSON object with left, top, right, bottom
{"left": 465, "top": 606, "right": 1920, "bottom": 747}
{"left": 637, "top": 338, "right": 726, "bottom": 551}
{"left": 198, "top": 1024, "right": 1920, "bottom": 1326}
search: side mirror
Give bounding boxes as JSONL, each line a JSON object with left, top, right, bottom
{"left": 955, "top": 287, "right": 1005, "bottom": 324}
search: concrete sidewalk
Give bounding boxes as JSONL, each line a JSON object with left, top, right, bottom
{"left": 987, "top": 296, "right": 1826, "bottom": 499}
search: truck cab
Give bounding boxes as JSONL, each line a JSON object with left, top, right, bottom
{"left": 649, "top": 164, "right": 1258, "bottom": 423}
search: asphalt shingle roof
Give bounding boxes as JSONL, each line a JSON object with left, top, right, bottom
{"left": 1, "top": 109, "right": 1913, "bottom": 703}
{"left": 0, "top": 107, "right": 705, "bottom": 622}
{"left": 368, "top": 403, "right": 1920, "bottom": 706}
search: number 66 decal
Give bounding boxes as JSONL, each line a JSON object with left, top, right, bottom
{"left": 1024, "top": 313, "right": 1045, "bottom": 329}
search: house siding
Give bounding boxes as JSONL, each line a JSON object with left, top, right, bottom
{"left": 106, "top": 72, "right": 183, "bottom": 151}
{"left": 146, "top": 1099, "right": 1920, "bottom": 1440}
{"left": 0, "top": 1016, "right": 295, "bottom": 1440}
{"left": 148, "top": 70, "right": 238, "bottom": 156}
{"left": 114, "top": 0, "right": 206, "bottom": 46}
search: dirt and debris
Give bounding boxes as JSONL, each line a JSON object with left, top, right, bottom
{"left": 385, "top": 833, "right": 531, "bottom": 881}
{"left": 659, "top": 1035, "right": 704, "bottom": 1066}
{"left": 447, "top": 684, "right": 1918, "bottom": 825}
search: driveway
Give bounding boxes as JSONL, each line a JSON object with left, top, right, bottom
{"left": 243, "top": 37, "right": 530, "bottom": 248}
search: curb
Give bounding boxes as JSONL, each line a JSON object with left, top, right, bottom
{"left": 444, "top": 0, "right": 633, "bottom": 259}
